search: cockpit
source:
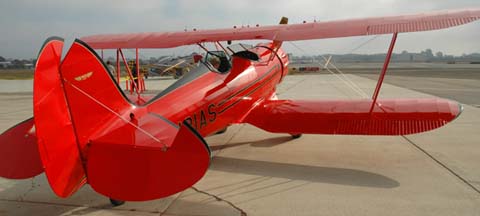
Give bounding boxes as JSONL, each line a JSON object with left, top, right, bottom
{"left": 117, "top": 42, "right": 262, "bottom": 105}
{"left": 203, "top": 50, "right": 231, "bottom": 74}
{"left": 198, "top": 43, "right": 260, "bottom": 74}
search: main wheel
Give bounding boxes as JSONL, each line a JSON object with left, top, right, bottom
{"left": 109, "top": 198, "right": 125, "bottom": 206}
{"left": 290, "top": 134, "right": 302, "bottom": 139}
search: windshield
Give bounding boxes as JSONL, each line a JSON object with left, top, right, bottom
{"left": 147, "top": 63, "right": 210, "bottom": 102}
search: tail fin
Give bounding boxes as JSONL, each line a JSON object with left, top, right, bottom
{"left": 33, "top": 38, "right": 132, "bottom": 197}
{"left": 60, "top": 40, "right": 211, "bottom": 201}
{"left": 33, "top": 37, "right": 87, "bottom": 197}
{"left": 28, "top": 38, "right": 211, "bottom": 201}
{"left": 59, "top": 39, "right": 132, "bottom": 146}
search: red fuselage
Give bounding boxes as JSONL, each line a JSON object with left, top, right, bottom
{"left": 143, "top": 45, "right": 289, "bottom": 137}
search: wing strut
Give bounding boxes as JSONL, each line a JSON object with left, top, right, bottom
{"left": 118, "top": 49, "right": 140, "bottom": 95}
{"left": 369, "top": 32, "right": 398, "bottom": 113}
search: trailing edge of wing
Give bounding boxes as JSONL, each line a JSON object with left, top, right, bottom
{"left": 81, "top": 8, "right": 480, "bottom": 49}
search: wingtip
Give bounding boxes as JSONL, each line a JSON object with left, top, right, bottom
{"left": 454, "top": 102, "right": 464, "bottom": 122}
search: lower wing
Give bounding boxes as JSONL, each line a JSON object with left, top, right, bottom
{"left": 244, "top": 99, "right": 462, "bottom": 136}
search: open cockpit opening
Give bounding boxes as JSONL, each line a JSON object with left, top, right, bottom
{"left": 94, "top": 42, "right": 262, "bottom": 106}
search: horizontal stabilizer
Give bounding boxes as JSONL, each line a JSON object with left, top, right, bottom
{"left": 87, "top": 120, "right": 211, "bottom": 201}
{"left": 245, "top": 99, "right": 462, "bottom": 135}
{"left": 0, "top": 118, "right": 43, "bottom": 179}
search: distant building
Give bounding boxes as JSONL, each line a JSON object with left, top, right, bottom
{"left": 0, "top": 61, "right": 11, "bottom": 68}
{"left": 411, "top": 54, "right": 428, "bottom": 62}
{"left": 23, "top": 63, "right": 34, "bottom": 69}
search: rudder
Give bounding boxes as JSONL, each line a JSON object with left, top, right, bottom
{"left": 33, "top": 37, "right": 86, "bottom": 197}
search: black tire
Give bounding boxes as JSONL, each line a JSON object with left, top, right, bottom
{"left": 290, "top": 134, "right": 302, "bottom": 139}
{"left": 109, "top": 198, "right": 125, "bottom": 206}
{"left": 215, "top": 127, "right": 228, "bottom": 134}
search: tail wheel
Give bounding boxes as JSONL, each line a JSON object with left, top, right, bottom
{"left": 109, "top": 198, "right": 125, "bottom": 206}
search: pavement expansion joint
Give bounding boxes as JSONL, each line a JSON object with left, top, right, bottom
{"left": 402, "top": 135, "right": 480, "bottom": 195}
{"left": 191, "top": 186, "right": 247, "bottom": 216}
{"left": 159, "top": 190, "right": 183, "bottom": 216}
{"left": 197, "top": 125, "right": 248, "bottom": 215}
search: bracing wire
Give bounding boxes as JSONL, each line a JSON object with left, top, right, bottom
{"left": 288, "top": 41, "right": 369, "bottom": 98}
{"left": 348, "top": 35, "right": 380, "bottom": 53}
{"left": 65, "top": 79, "right": 164, "bottom": 145}
{"left": 318, "top": 55, "right": 369, "bottom": 98}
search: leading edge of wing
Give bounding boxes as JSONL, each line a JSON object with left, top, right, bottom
{"left": 81, "top": 8, "right": 480, "bottom": 49}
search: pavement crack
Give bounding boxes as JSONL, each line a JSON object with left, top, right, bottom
{"left": 18, "top": 178, "right": 37, "bottom": 201}
{"left": 191, "top": 186, "right": 247, "bottom": 216}
{"left": 159, "top": 192, "right": 183, "bottom": 216}
{"left": 403, "top": 135, "right": 480, "bottom": 195}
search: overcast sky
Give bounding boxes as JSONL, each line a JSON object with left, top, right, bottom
{"left": 1, "top": 0, "right": 479, "bottom": 59}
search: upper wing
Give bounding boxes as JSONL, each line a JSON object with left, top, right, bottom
{"left": 81, "top": 8, "right": 480, "bottom": 49}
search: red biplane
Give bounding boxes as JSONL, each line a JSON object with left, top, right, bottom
{"left": 1, "top": 8, "right": 479, "bottom": 205}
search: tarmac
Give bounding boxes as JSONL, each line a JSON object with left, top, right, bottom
{"left": 0, "top": 70, "right": 479, "bottom": 216}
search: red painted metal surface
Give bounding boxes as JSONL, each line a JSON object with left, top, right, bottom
{"left": 0, "top": 118, "right": 43, "bottom": 179}
{"left": 146, "top": 45, "right": 287, "bottom": 137}
{"left": 81, "top": 9, "right": 480, "bottom": 49}
{"left": 0, "top": 38, "right": 464, "bottom": 201}
{"left": 33, "top": 37, "right": 87, "bottom": 197}
{"left": 245, "top": 99, "right": 462, "bottom": 135}
{"left": 57, "top": 40, "right": 211, "bottom": 200}
{"left": 3, "top": 9, "right": 478, "bottom": 201}
{"left": 60, "top": 40, "right": 133, "bottom": 156}
{"left": 87, "top": 121, "right": 210, "bottom": 201}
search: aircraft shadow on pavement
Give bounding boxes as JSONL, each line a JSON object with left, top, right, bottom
{"left": 210, "top": 136, "right": 399, "bottom": 189}
{"left": 211, "top": 156, "right": 399, "bottom": 189}
{"left": 0, "top": 135, "right": 398, "bottom": 215}
{"left": 210, "top": 136, "right": 293, "bottom": 151}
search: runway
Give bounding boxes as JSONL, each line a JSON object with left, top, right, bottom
{"left": 0, "top": 71, "right": 479, "bottom": 216}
